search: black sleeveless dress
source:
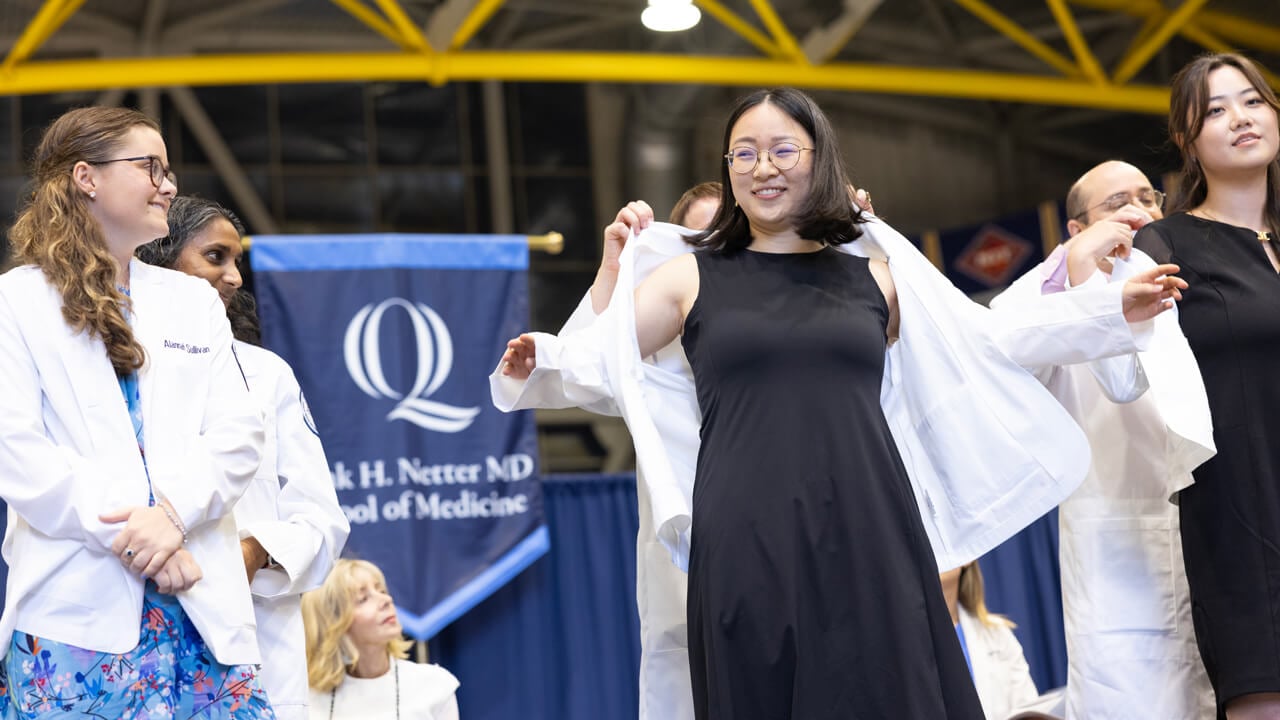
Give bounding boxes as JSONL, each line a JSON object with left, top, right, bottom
{"left": 680, "top": 246, "right": 984, "bottom": 719}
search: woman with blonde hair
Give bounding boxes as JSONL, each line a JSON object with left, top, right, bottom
{"left": 0, "top": 106, "right": 269, "bottom": 717}
{"left": 302, "top": 559, "right": 459, "bottom": 720}
{"left": 940, "top": 563, "right": 1041, "bottom": 720}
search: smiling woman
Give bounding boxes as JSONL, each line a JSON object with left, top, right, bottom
{"left": 1133, "top": 52, "right": 1280, "bottom": 719}
{"left": 136, "top": 195, "right": 351, "bottom": 720}
{"left": 302, "top": 559, "right": 460, "bottom": 720}
{"left": 137, "top": 196, "right": 245, "bottom": 306}
{"left": 0, "top": 106, "right": 272, "bottom": 718}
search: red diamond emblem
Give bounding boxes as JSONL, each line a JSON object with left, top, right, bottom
{"left": 954, "top": 225, "right": 1033, "bottom": 287}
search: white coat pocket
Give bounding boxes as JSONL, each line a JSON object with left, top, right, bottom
{"left": 1079, "top": 515, "right": 1177, "bottom": 633}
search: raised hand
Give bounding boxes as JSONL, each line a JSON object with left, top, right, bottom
{"left": 500, "top": 333, "right": 538, "bottom": 380}
{"left": 1064, "top": 204, "right": 1156, "bottom": 284}
{"left": 594, "top": 201, "right": 655, "bottom": 313}
{"left": 1121, "top": 263, "right": 1187, "bottom": 323}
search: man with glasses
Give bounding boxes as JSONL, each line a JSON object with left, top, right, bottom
{"left": 991, "top": 160, "right": 1215, "bottom": 719}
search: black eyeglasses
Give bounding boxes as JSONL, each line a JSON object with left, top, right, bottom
{"left": 1074, "top": 189, "right": 1164, "bottom": 220}
{"left": 89, "top": 155, "right": 177, "bottom": 189}
{"left": 724, "top": 142, "right": 813, "bottom": 174}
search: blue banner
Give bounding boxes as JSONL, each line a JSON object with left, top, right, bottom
{"left": 251, "top": 234, "right": 546, "bottom": 640}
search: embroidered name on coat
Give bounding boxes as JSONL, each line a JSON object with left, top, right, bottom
{"left": 164, "top": 339, "right": 210, "bottom": 354}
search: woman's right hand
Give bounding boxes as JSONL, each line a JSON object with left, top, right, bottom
{"left": 500, "top": 333, "right": 538, "bottom": 380}
{"left": 101, "top": 504, "right": 185, "bottom": 578}
{"left": 153, "top": 549, "right": 203, "bottom": 594}
{"left": 593, "top": 201, "right": 654, "bottom": 313}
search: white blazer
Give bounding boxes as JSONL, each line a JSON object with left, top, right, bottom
{"left": 958, "top": 606, "right": 1041, "bottom": 720}
{"left": 0, "top": 260, "right": 264, "bottom": 665}
{"left": 492, "top": 220, "right": 1150, "bottom": 720}
{"left": 992, "top": 254, "right": 1216, "bottom": 720}
{"left": 232, "top": 341, "right": 350, "bottom": 720}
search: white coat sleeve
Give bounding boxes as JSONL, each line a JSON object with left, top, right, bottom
{"left": 988, "top": 257, "right": 1149, "bottom": 402}
{"left": 490, "top": 325, "right": 616, "bottom": 413}
{"left": 490, "top": 293, "right": 622, "bottom": 417}
{"left": 0, "top": 291, "right": 125, "bottom": 551}
{"left": 153, "top": 295, "right": 264, "bottom": 533}
{"left": 1064, "top": 270, "right": 1150, "bottom": 404}
{"left": 987, "top": 279, "right": 1153, "bottom": 371}
{"left": 241, "top": 365, "right": 350, "bottom": 598}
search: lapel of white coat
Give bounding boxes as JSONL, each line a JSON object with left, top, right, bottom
{"left": 128, "top": 260, "right": 165, "bottom": 448}
{"left": 46, "top": 274, "right": 137, "bottom": 454}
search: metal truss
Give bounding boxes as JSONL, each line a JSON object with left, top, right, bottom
{"left": 0, "top": 0, "right": 1276, "bottom": 113}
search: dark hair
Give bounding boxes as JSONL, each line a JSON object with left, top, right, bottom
{"left": 669, "top": 182, "right": 721, "bottom": 226}
{"left": 226, "top": 289, "right": 262, "bottom": 346}
{"left": 1167, "top": 52, "right": 1280, "bottom": 235}
{"left": 691, "top": 88, "right": 864, "bottom": 252}
{"left": 9, "top": 106, "right": 160, "bottom": 376}
{"left": 136, "top": 195, "right": 246, "bottom": 269}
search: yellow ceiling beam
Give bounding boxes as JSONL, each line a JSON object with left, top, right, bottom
{"left": 2, "top": 0, "right": 86, "bottom": 73}
{"left": 1179, "top": 24, "right": 1280, "bottom": 91}
{"left": 448, "top": 0, "right": 504, "bottom": 51}
{"left": 374, "top": 0, "right": 432, "bottom": 53}
{"left": 746, "top": 0, "right": 805, "bottom": 62}
{"left": 0, "top": 51, "right": 1170, "bottom": 113}
{"left": 1197, "top": 12, "right": 1280, "bottom": 54}
{"left": 1110, "top": 0, "right": 1209, "bottom": 84}
{"left": 693, "top": 0, "right": 783, "bottom": 58}
{"left": 1044, "top": 0, "right": 1107, "bottom": 84}
{"left": 329, "top": 0, "right": 412, "bottom": 50}
{"left": 950, "top": 0, "right": 1080, "bottom": 77}
{"left": 1068, "top": 0, "right": 1280, "bottom": 54}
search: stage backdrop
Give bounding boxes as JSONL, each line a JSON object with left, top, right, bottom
{"left": 251, "top": 234, "right": 545, "bottom": 639}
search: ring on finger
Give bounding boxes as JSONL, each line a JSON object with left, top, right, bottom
{"left": 125, "top": 548, "right": 135, "bottom": 558}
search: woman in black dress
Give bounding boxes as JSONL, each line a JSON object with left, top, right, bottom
{"left": 1133, "top": 52, "right": 1280, "bottom": 720}
{"left": 499, "top": 87, "right": 1182, "bottom": 719}
{"left": 620, "top": 89, "right": 986, "bottom": 719}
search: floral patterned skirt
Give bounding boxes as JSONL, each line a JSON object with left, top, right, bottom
{"left": 0, "top": 584, "right": 274, "bottom": 719}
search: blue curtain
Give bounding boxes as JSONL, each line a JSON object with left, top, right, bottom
{"left": 978, "top": 508, "right": 1068, "bottom": 692}
{"left": 430, "top": 474, "right": 641, "bottom": 720}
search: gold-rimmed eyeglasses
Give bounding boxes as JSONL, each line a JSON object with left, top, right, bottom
{"left": 89, "top": 155, "right": 177, "bottom": 190}
{"left": 1074, "top": 189, "right": 1164, "bottom": 220}
{"left": 724, "top": 142, "right": 814, "bottom": 174}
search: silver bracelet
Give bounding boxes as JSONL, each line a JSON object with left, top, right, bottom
{"left": 158, "top": 502, "right": 188, "bottom": 544}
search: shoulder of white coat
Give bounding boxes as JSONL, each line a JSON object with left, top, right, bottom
{"left": 0, "top": 264, "right": 48, "bottom": 295}
{"left": 132, "top": 260, "right": 223, "bottom": 308}
{"left": 231, "top": 340, "right": 290, "bottom": 375}
{"left": 637, "top": 222, "right": 699, "bottom": 257}
{"left": 396, "top": 659, "right": 460, "bottom": 700}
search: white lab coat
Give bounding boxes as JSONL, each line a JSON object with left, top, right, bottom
{"left": 0, "top": 260, "right": 264, "bottom": 665}
{"left": 492, "top": 220, "right": 1151, "bottom": 720}
{"left": 958, "top": 606, "right": 1041, "bottom": 720}
{"left": 232, "top": 341, "right": 351, "bottom": 720}
{"left": 992, "top": 254, "right": 1216, "bottom": 720}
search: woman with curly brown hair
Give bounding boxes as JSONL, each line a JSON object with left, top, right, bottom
{"left": 0, "top": 106, "right": 271, "bottom": 718}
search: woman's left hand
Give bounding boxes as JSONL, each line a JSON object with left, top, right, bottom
{"left": 101, "top": 504, "right": 185, "bottom": 577}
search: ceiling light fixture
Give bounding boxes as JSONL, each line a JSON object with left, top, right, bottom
{"left": 641, "top": 0, "right": 701, "bottom": 32}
